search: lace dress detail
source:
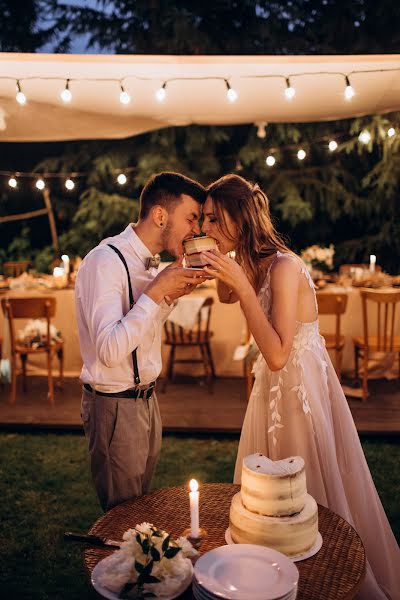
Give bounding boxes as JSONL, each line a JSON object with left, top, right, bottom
{"left": 233, "top": 251, "right": 400, "bottom": 599}
{"left": 253, "top": 251, "right": 326, "bottom": 445}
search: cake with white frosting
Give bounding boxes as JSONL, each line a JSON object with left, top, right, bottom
{"left": 183, "top": 236, "right": 216, "bottom": 267}
{"left": 229, "top": 454, "right": 318, "bottom": 557}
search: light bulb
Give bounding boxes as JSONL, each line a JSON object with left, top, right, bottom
{"left": 60, "top": 80, "right": 72, "bottom": 103}
{"left": 155, "top": 84, "right": 167, "bottom": 102}
{"left": 266, "top": 155, "right": 276, "bottom": 167}
{"left": 65, "top": 178, "right": 75, "bottom": 190}
{"left": 8, "top": 177, "right": 17, "bottom": 188}
{"left": 387, "top": 127, "right": 395, "bottom": 137}
{"left": 358, "top": 130, "right": 371, "bottom": 145}
{"left": 35, "top": 179, "right": 45, "bottom": 190}
{"left": 344, "top": 76, "right": 355, "bottom": 100}
{"left": 117, "top": 173, "right": 127, "bottom": 185}
{"left": 225, "top": 80, "right": 238, "bottom": 103}
{"left": 297, "top": 149, "right": 306, "bottom": 160}
{"left": 328, "top": 140, "right": 338, "bottom": 152}
{"left": 284, "top": 77, "right": 295, "bottom": 100}
{"left": 119, "top": 84, "right": 131, "bottom": 105}
{"left": 256, "top": 122, "right": 267, "bottom": 139}
{"left": 16, "top": 80, "right": 26, "bottom": 105}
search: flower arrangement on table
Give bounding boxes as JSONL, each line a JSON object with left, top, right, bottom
{"left": 17, "top": 319, "right": 62, "bottom": 349}
{"left": 98, "top": 522, "right": 198, "bottom": 599}
{"left": 301, "top": 244, "right": 335, "bottom": 273}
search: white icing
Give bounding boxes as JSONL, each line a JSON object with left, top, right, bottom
{"left": 244, "top": 454, "right": 304, "bottom": 476}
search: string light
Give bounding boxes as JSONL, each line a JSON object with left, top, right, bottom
{"left": 284, "top": 77, "right": 296, "bottom": 100}
{"left": 266, "top": 155, "right": 276, "bottom": 167}
{"left": 256, "top": 122, "right": 267, "bottom": 139}
{"left": 35, "top": 178, "right": 45, "bottom": 190}
{"left": 15, "top": 80, "right": 26, "bottom": 105}
{"left": 344, "top": 75, "right": 355, "bottom": 100}
{"left": 119, "top": 83, "right": 131, "bottom": 105}
{"left": 60, "top": 79, "right": 72, "bottom": 103}
{"left": 358, "top": 130, "right": 371, "bottom": 144}
{"left": 225, "top": 80, "right": 238, "bottom": 103}
{"left": 155, "top": 82, "right": 167, "bottom": 102}
{"left": 65, "top": 178, "right": 75, "bottom": 190}
{"left": 387, "top": 127, "right": 395, "bottom": 137}
{"left": 117, "top": 173, "right": 127, "bottom": 185}
{"left": 297, "top": 148, "right": 306, "bottom": 160}
{"left": 8, "top": 177, "right": 17, "bottom": 188}
{"left": 328, "top": 140, "right": 338, "bottom": 151}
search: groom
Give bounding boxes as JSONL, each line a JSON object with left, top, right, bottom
{"left": 75, "top": 172, "right": 207, "bottom": 510}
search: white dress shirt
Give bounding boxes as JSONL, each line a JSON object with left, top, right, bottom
{"left": 75, "top": 224, "right": 173, "bottom": 392}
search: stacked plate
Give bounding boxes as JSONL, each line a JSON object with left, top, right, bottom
{"left": 193, "top": 544, "right": 299, "bottom": 600}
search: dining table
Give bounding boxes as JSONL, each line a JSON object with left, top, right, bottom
{"left": 84, "top": 483, "right": 366, "bottom": 600}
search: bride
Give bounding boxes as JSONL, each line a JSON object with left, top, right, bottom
{"left": 200, "top": 173, "right": 399, "bottom": 600}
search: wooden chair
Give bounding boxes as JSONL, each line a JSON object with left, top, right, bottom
{"left": 353, "top": 289, "right": 400, "bottom": 401}
{"left": 317, "top": 291, "right": 348, "bottom": 380}
{"left": 162, "top": 297, "right": 215, "bottom": 392}
{"left": 1, "top": 297, "right": 64, "bottom": 404}
{"left": 3, "top": 261, "right": 31, "bottom": 277}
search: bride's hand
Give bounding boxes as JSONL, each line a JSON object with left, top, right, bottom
{"left": 201, "top": 249, "right": 252, "bottom": 295}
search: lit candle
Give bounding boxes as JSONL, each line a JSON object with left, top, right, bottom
{"left": 61, "top": 254, "right": 70, "bottom": 275}
{"left": 369, "top": 254, "right": 376, "bottom": 273}
{"left": 189, "top": 479, "right": 199, "bottom": 537}
{"left": 53, "top": 266, "right": 66, "bottom": 289}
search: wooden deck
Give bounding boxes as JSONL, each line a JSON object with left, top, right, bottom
{"left": 0, "top": 375, "right": 399, "bottom": 434}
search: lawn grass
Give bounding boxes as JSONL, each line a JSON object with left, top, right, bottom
{"left": 0, "top": 432, "right": 398, "bottom": 600}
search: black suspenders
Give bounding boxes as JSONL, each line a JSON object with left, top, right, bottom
{"left": 107, "top": 244, "right": 141, "bottom": 385}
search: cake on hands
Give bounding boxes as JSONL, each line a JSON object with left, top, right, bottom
{"left": 229, "top": 454, "right": 318, "bottom": 557}
{"left": 183, "top": 236, "right": 217, "bottom": 267}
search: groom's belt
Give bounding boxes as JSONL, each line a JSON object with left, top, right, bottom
{"left": 83, "top": 382, "right": 156, "bottom": 399}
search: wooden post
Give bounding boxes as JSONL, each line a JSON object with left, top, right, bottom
{"left": 42, "top": 188, "right": 59, "bottom": 253}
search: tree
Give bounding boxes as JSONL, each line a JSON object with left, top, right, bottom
{"left": 0, "top": 0, "right": 56, "bottom": 52}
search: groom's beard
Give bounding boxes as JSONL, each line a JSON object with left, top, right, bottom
{"left": 160, "top": 222, "right": 178, "bottom": 257}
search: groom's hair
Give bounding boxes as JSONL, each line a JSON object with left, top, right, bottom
{"left": 139, "top": 172, "right": 206, "bottom": 219}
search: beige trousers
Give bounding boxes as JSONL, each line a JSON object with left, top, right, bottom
{"left": 81, "top": 386, "right": 162, "bottom": 511}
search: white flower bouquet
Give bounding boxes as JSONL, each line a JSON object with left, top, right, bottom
{"left": 97, "top": 522, "right": 198, "bottom": 599}
{"left": 17, "top": 319, "right": 62, "bottom": 349}
{"left": 301, "top": 244, "right": 335, "bottom": 272}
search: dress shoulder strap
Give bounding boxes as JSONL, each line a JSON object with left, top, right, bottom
{"left": 271, "top": 252, "right": 318, "bottom": 313}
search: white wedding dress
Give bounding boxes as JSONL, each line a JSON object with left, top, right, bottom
{"left": 234, "top": 252, "right": 400, "bottom": 599}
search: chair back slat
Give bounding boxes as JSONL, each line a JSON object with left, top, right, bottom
{"left": 1, "top": 297, "right": 56, "bottom": 319}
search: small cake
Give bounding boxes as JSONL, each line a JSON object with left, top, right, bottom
{"left": 241, "top": 454, "right": 306, "bottom": 516}
{"left": 229, "top": 454, "right": 318, "bottom": 557}
{"left": 183, "top": 236, "right": 216, "bottom": 267}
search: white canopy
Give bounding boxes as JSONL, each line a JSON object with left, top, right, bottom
{"left": 1, "top": 52, "right": 400, "bottom": 141}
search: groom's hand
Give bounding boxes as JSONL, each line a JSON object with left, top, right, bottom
{"left": 145, "top": 257, "right": 207, "bottom": 304}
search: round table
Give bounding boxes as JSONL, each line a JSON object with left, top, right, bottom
{"left": 84, "top": 483, "right": 366, "bottom": 600}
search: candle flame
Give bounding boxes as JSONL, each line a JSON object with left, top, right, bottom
{"left": 189, "top": 478, "right": 198, "bottom": 492}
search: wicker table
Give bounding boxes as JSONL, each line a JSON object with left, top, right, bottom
{"left": 84, "top": 483, "right": 366, "bottom": 600}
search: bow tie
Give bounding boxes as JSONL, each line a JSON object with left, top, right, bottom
{"left": 145, "top": 255, "right": 161, "bottom": 270}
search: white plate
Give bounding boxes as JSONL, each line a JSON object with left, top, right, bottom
{"left": 193, "top": 577, "right": 297, "bottom": 600}
{"left": 91, "top": 556, "right": 193, "bottom": 600}
{"left": 194, "top": 544, "right": 298, "bottom": 600}
{"left": 224, "top": 528, "right": 323, "bottom": 563}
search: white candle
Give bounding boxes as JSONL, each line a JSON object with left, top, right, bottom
{"left": 53, "top": 267, "right": 64, "bottom": 277}
{"left": 189, "top": 479, "right": 199, "bottom": 537}
{"left": 369, "top": 254, "right": 376, "bottom": 273}
{"left": 61, "top": 254, "right": 70, "bottom": 275}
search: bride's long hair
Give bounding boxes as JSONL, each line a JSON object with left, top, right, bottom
{"left": 206, "top": 174, "right": 292, "bottom": 289}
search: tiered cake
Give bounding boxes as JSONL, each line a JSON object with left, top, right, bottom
{"left": 183, "top": 236, "right": 216, "bottom": 267}
{"left": 229, "top": 454, "right": 318, "bottom": 557}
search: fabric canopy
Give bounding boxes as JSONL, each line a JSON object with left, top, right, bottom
{"left": 1, "top": 52, "right": 400, "bottom": 141}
